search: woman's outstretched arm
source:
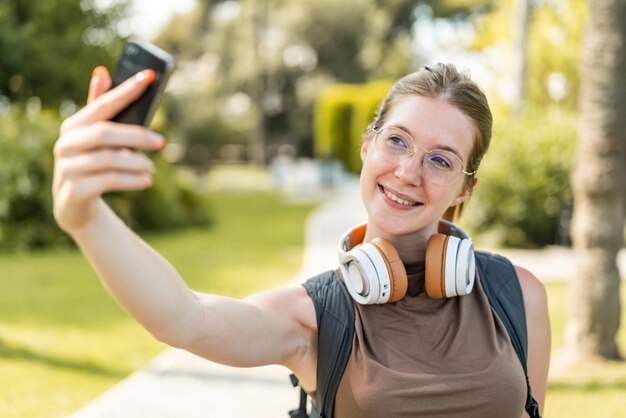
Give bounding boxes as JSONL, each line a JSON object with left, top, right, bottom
{"left": 53, "top": 68, "right": 318, "bottom": 381}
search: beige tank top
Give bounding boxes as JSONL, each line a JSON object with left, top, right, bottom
{"left": 334, "top": 262, "right": 527, "bottom": 417}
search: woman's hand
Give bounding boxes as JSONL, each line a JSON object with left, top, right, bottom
{"left": 53, "top": 67, "right": 165, "bottom": 233}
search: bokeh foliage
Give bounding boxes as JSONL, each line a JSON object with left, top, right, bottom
{"left": 0, "top": 0, "right": 590, "bottom": 248}
{"left": 471, "top": 0, "right": 586, "bottom": 110}
{"left": 0, "top": 0, "right": 128, "bottom": 107}
{"left": 0, "top": 2, "right": 211, "bottom": 251}
{"left": 0, "top": 108, "right": 211, "bottom": 251}
{"left": 464, "top": 106, "right": 577, "bottom": 247}
{"left": 0, "top": 110, "right": 68, "bottom": 250}
{"left": 314, "top": 81, "right": 393, "bottom": 173}
{"left": 154, "top": 0, "right": 418, "bottom": 164}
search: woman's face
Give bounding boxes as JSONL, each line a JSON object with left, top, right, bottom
{"left": 360, "top": 95, "right": 476, "bottom": 241}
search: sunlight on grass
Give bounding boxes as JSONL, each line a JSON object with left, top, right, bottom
{"left": 544, "top": 282, "right": 626, "bottom": 417}
{"left": 0, "top": 192, "right": 316, "bottom": 418}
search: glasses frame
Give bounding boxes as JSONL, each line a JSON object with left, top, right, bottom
{"left": 370, "top": 126, "right": 476, "bottom": 185}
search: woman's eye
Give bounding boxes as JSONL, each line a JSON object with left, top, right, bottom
{"left": 386, "top": 135, "right": 409, "bottom": 149}
{"left": 428, "top": 153, "right": 453, "bottom": 170}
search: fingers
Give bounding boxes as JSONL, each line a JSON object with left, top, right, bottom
{"left": 91, "top": 69, "right": 155, "bottom": 122}
{"left": 55, "top": 121, "right": 165, "bottom": 158}
{"left": 54, "top": 146, "right": 155, "bottom": 207}
{"left": 68, "top": 69, "right": 155, "bottom": 130}
{"left": 56, "top": 171, "right": 154, "bottom": 208}
{"left": 57, "top": 148, "right": 156, "bottom": 178}
{"left": 87, "top": 66, "right": 112, "bottom": 104}
{"left": 53, "top": 67, "right": 162, "bottom": 232}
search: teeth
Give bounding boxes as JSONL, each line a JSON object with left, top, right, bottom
{"left": 384, "top": 189, "right": 416, "bottom": 206}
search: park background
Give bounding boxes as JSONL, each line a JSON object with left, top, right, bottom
{"left": 0, "top": 0, "right": 625, "bottom": 417}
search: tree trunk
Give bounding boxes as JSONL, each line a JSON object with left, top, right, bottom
{"left": 511, "top": 0, "right": 531, "bottom": 114}
{"left": 249, "top": 0, "right": 269, "bottom": 165}
{"left": 567, "top": 0, "right": 626, "bottom": 360}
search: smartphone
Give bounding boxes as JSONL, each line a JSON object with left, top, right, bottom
{"left": 110, "top": 41, "right": 176, "bottom": 127}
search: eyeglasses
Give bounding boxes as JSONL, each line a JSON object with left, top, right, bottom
{"left": 371, "top": 126, "right": 475, "bottom": 186}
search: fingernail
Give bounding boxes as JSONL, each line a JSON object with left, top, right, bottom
{"left": 136, "top": 69, "right": 155, "bottom": 85}
{"left": 91, "top": 66, "right": 109, "bottom": 80}
{"left": 150, "top": 133, "right": 165, "bottom": 148}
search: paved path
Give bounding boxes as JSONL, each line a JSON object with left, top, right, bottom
{"left": 68, "top": 179, "right": 625, "bottom": 418}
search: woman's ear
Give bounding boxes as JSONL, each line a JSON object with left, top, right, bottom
{"left": 446, "top": 175, "right": 477, "bottom": 222}
{"left": 360, "top": 137, "right": 370, "bottom": 162}
{"left": 452, "top": 174, "right": 478, "bottom": 206}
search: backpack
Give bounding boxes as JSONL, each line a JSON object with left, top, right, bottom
{"left": 289, "top": 251, "right": 541, "bottom": 418}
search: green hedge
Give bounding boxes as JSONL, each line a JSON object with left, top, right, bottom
{"left": 0, "top": 107, "right": 210, "bottom": 251}
{"left": 314, "top": 80, "right": 393, "bottom": 173}
{"left": 314, "top": 86, "right": 355, "bottom": 161}
{"left": 464, "top": 106, "right": 577, "bottom": 247}
{"left": 0, "top": 109, "right": 67, "bottom": 250}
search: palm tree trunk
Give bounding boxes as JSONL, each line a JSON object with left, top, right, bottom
{"left": 567, "top": 0, "right": 626, "bottom": 360}
{"left": 511, "top": 0, "right": 531, "bottom": 114}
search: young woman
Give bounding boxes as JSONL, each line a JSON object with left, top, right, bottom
{"left": 53, "top": 63, "right": 550, "bottom": 417}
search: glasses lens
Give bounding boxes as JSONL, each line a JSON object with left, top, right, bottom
{"left": 375, "top": 128, "right": 412, "bottom": 163}
{"left": 377, "top": 129, "right": 413, "bottom": 162}
{"left": 424, "top": 150, "right": 463, "bottom": 185}
{"left": 374, "top": 127, "right": 465, "bottom": 186}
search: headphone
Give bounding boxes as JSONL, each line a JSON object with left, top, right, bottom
{"left": 338, "top": 220, "right": 476, "bottom": 304}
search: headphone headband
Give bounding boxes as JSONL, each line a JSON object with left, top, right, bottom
{"left": 339, "top": 220, "right": 471, "bottom": 256}
{"left": 438, "top": 220, "right": 472, "bottom": 242}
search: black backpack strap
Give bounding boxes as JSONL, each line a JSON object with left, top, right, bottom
{"left": 476, "top": 251, "right": 542, "bottom": 418}
{"left": 288, "top": 374, "right": 308, "bottom": 418}
{"left": 301, "top": 270, "right": 355, "bottom": 418}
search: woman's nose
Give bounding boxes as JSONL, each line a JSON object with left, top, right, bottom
{"left": 394, "top": 154, "right": 424, "bottom": 186}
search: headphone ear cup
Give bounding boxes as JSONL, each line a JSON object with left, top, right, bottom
{"left": 370, "top": 238, "right": 407, "bottom": 303}
{"left": 425, "top": 233, "right": 447, "bottom": 299}
{"left": 455, "top": 239, "right": 475, "bottom": 296}
{"left": 341, "top": 244, "right": 381, "bottom": 305}
{"left": 443, "top": 235, "right": 461, "bottom": 297}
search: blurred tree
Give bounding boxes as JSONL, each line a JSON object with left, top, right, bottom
{"left": 463, "top": 106, "right": 577, "bottom": 247}
{"left": 472, "top": 0, "right": 586, "bottom": 111}
{"left": 510, "top": 0, "right": 531, "bottom": 114}
{"left": 527, "top": 1, "right": 586, "bottom": 109}
{"left": 0, "top": 1, "right": 213, "bottom": 251}
{"left": 422, "top": 0, "right": 491, "bottom": 17}
{"left": 567, "top": 0, "right": 626, "bottom": 360}
{"left": 0, "top": 0, "right": 128, "bottom": 108}
{"left": 154, "top": 0, "right": 422, "bottom": 164}
{"left": 0, "top": 105, "right": 211, "bottom": 251}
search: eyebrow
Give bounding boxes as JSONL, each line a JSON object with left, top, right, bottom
{"left": 389, "top": 124, "right": 465, "bottom": 161}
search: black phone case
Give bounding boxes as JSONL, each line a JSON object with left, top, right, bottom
{"left": 110, "top": 41, "right": 175, "bottom": 126}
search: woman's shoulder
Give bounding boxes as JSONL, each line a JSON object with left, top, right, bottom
{"left": 244, "top": 283, "right": 318, "bottom": 334}
{"left": 513, "top": 265, "right": 549, "bottom": 314}
{"left": 475, "top": 250, "right": 547, "bottom": 300}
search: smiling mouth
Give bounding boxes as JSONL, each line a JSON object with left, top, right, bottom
{"left": 381, "top": 186, "right": 422, "bottom": 207}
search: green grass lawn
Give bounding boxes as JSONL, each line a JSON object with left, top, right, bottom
{"left": 544, "top": 281, "right": 626, "bottom": 418}
{"left": 0, "top": 192, "right": 316, "bottom": 418}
